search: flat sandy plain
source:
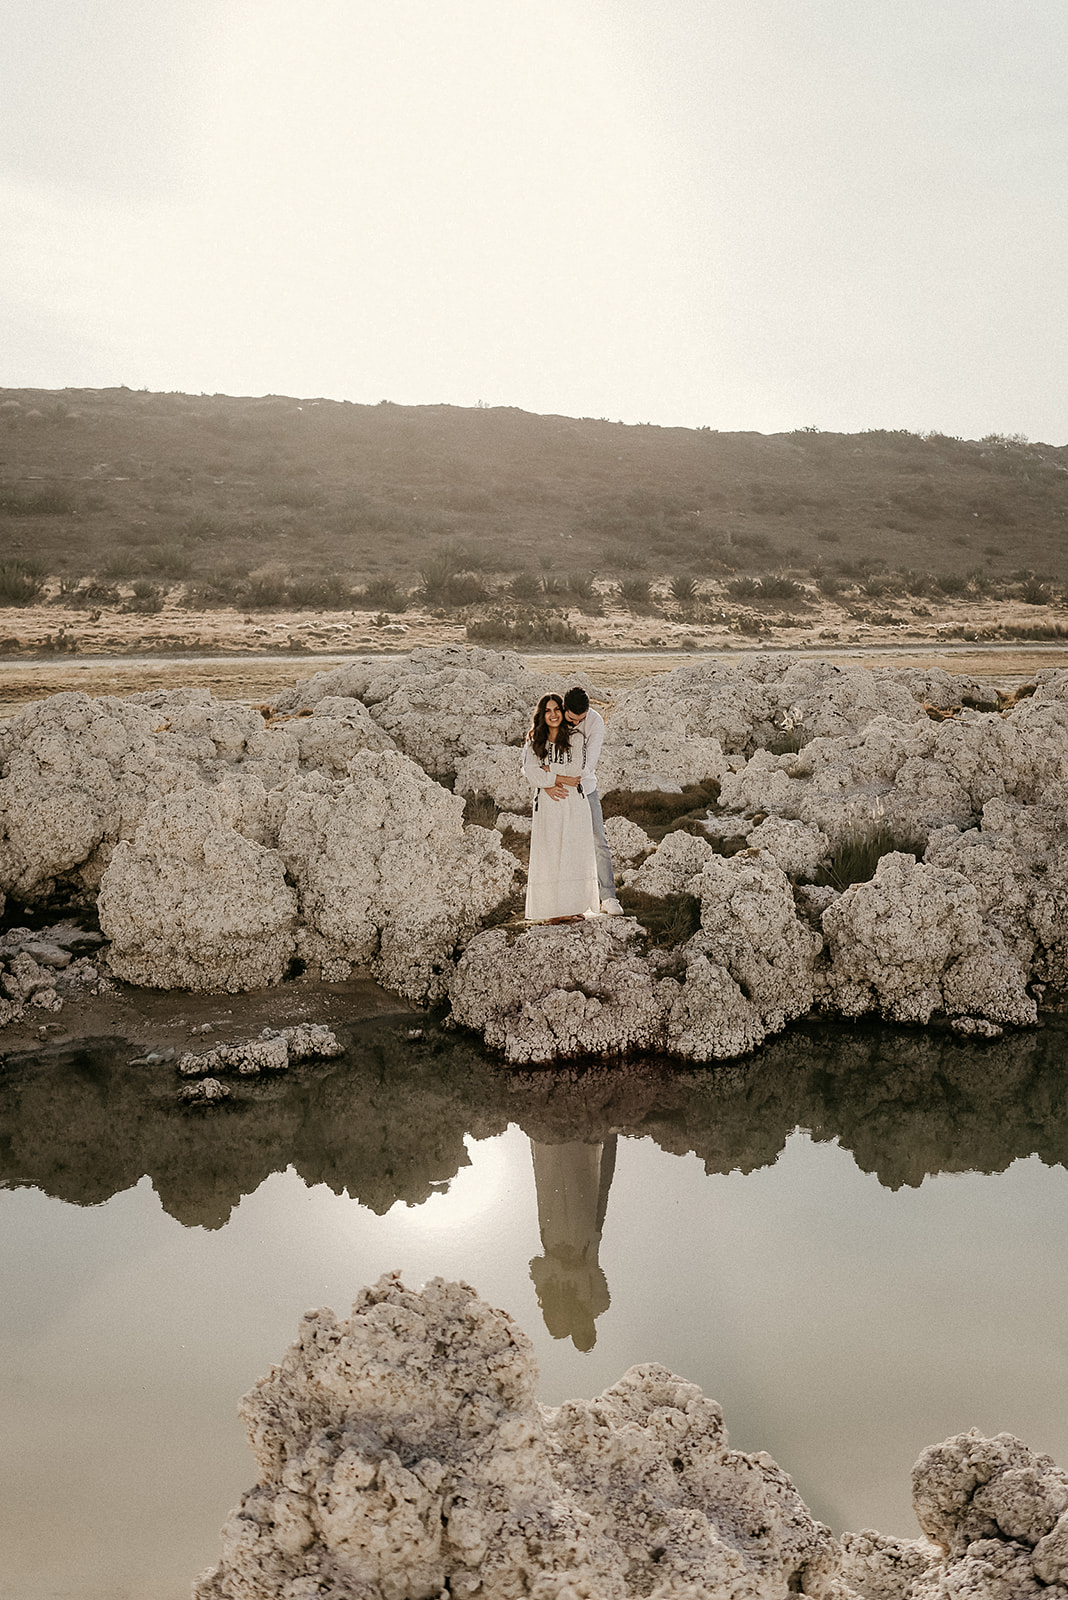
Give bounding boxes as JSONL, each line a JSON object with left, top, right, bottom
{"left": 1, "top": 593, "right": 1067, "bottom": 713}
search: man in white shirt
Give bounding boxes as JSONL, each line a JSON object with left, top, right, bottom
{"left": 563, "top": 686, "right": 623, "bottom": 914}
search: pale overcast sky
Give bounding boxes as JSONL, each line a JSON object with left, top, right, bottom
{"left": 2, "top": 0, "right": 1065, "bottom": 440}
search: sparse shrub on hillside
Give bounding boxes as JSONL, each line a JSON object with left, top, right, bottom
{"left": 465, "top": 612, "right": 588, "bottom": 646}
{"left": 670, "top": 573, "right": 698, "bottom": 603}
{"left": 727, "top": 575, "right": 761, "bottom": 599}
{"left": 103, "top": 550, "right": 140, "bottom": 579}
{"left": 64, "top": 579, "right": 120, "bottom": 607}
{"left": 617, "top": 576, "right": 651, "bottom": 606}
{"left": 361, "top": 578, "right": 408, "bottom": 611}
{"left": 126, "top": 579, "right": 164, "bottom": 614}
{"left": 613, "top": 543, "right": 648, "bottom": 572}
{"left": 815, "top": 529, "right": 841, "bottom": 544}
{"left": 0, "top": 560, "right": 46, "bottom": 604}
{"left": 967, "top": 568, "right": 993, "bottom": 595}
{"left": 243, "top": 561, "right": 289, "bottom": 608}
{"left": 420, "top": 546, "right": 488, "bottom": 608}
{"left": 566, "top": 571, "right": 595, "bottom": 601}
{"left": 759, "top": 574, "right": 804, "bottom": 600}
{"left": 901, "top": 570, "right": 933, "bottom": 596}
{"left": 540, "top": 574, "right": 565, "bottom": 598}
{"left": 861, "top": 574, "right": 893, "bottom": 597}
{"left": 935, "top": 572, "right": 969, "bottom": 595}
{"left": 1021, "top": 576, "right": 1052, "bottom": 605}
{"left": 815, "top": 571, "right": 842, "bottom": 597}
{"left": 146, "top": 545, "right": 194, "bottom": 579}
{"left": 509, "top": 571, "right": 540, "bottom": 601}
{"left": 287, "top": 572, "right": 353, "bottom": 609}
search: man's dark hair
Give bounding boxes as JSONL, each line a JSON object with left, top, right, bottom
{"left": 563, "top": 686, "right": 590, "bottom": 714}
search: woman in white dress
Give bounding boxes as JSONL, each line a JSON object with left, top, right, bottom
{"left": 522, "top": 693, "right": 599, "bottom": 922}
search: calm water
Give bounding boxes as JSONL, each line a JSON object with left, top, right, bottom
{"left": 2, "top": 1016, "right": 1068, "bottom": 1600}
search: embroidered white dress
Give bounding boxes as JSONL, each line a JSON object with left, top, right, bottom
{"left": 522, "top": 738, "right": 599, "bottom": 921}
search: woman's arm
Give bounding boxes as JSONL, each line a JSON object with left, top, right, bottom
{"left": 522, "top": 741, "right": 558, "bottom": 788}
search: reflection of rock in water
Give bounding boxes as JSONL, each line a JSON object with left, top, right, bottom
{"left": 529, "top": 1136, "right": 616, "bottom": 1351}
{"left": 4, "top": 1016, "right": 1068, "bottom": 1228}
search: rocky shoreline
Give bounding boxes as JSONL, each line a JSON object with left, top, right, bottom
{"left": 1, "top": 643, "right": 1066, "bottom": 1066}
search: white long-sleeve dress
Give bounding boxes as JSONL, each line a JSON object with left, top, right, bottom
{"left": 522, "top": 738, "right": 599, "bottom": 921}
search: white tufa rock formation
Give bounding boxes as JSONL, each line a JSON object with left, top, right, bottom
{"left": 196, "top": 1276, "right": 1068, "bottom": 1600}
{"left": 194, "top": 1273, "right": 842, "bottom": 1600}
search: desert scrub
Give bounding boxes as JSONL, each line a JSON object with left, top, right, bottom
{"left": 242, "top": 562, "right": 289, "bottom": 607}
{"left": 508, "top": 571, "right": 540, "bottom": 601}
{"left": 360, "top": 578, "right": 408, "bottom": 611}
{"left": 566, "top": 571, "right": 595, "bottom": 601}
{"left": 1020, "top": 576, "right": 1053, "bottom": 605}
{"left": 617, "top": 888, "right": 702, "bottom": 948}
{"left": 420, "top": 548, "right": 488, "bottom": 607}
{"left": 466, "top": 613, "right": 589, "bottom": 647}
{"left": 816, "top": 825, "right": 922, "bottom": 892}
{"left": 616, "top": 576, "right": 651, "bottom": 606}
{"left": 126, "top": 579, "right": 165, "bottom": 614}
{"left": 0, "top": 559, "right": 47, "bottom": 604}
{"left": 669, "top": 573, "right": 698, "bottom": 603}
{"left": 287, "top": 572, "right": 353, "bottom": 609}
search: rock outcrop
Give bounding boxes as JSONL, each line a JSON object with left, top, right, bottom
{"left": 194, "top": 1274, "right": 841, "bottom": 1600}
{"left": 195, "top": 1276, "right": 1068, "bottom": 1600}
{"left": 0, "top": 650, "right": 1062, "bottom": 1056}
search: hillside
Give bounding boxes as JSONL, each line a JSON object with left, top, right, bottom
{"left": 1, "top": 387, "right": 1067, "bottom": 633}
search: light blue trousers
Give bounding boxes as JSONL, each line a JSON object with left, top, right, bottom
{"left": 585, "top": 789, "right": 617, "bottom": 901}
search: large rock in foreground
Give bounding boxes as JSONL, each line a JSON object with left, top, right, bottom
{"left": 196, "top": 1275, "right": 1068, "bottom": 1600}
{"left": 194, "top": 1273, "right": 841, "bottom": 1600}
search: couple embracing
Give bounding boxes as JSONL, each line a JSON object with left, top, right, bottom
{"left": 521, "top": 686, "right": 624, "bottom": 924}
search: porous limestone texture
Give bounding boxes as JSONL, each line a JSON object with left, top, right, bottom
{"left": 628, "top": 829, "right": 714, "bottom": 899}
{"left": 604, "top": 813, "right": 655, "bottom": 866}
{"left": 667, "top": 851, "right": 824, "bottom": 1062}
{"left": 194, "top": 1273, "right": 841, "bottom": 1600}
{"left": 609, "top": 654, "right": 928, "bottom": 761}
{"left": 718, "top": 670, "right": 1068, "bottom": 850}
{"left": 271, "top": 644, "right": 602, "bottom": 780}
{"left": 836, "top": 1427, "right": 1068, "bottom": 1600}
{"left": 98, "top": 784, "right": 300, "bottom": 993}
{"left": 818, "top": 853, "right": 1037, "bottom": 1030}
{"left": 745, "top": 816, "right": 829, "bottom": 880}
{"left": 450, "top": 850, "right": 821, "bottom": 1065}
{"left": 449, "top": 918, "right": 673, "bottom": 1066}
{"left": 177, "top": 1024, "right": 343, "bottom": 1077}
{"left": 275, "top": 751, "right": 518, "bottom": 1001}
{"left": 0, "top": 685, "right": 393, "bottom": 905}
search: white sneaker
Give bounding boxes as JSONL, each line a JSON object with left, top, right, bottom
{"left": 600, "top": 897, "right": 624, "bottom": 915}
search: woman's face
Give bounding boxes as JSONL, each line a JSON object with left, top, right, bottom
{"left": 543, "top": 697, "right": 563, "bottom": 730}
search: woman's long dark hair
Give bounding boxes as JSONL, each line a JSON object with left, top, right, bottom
{"left": 529, "top": 693, "right": 573, "bottom": 762}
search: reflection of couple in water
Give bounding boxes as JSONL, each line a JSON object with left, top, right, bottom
{"left": 522, "top": 686, "right": 623, "bottom": 923}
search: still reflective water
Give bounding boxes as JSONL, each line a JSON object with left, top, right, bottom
{"left": 2, "top": 1016, "right": 1068, "bottom": 1599}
